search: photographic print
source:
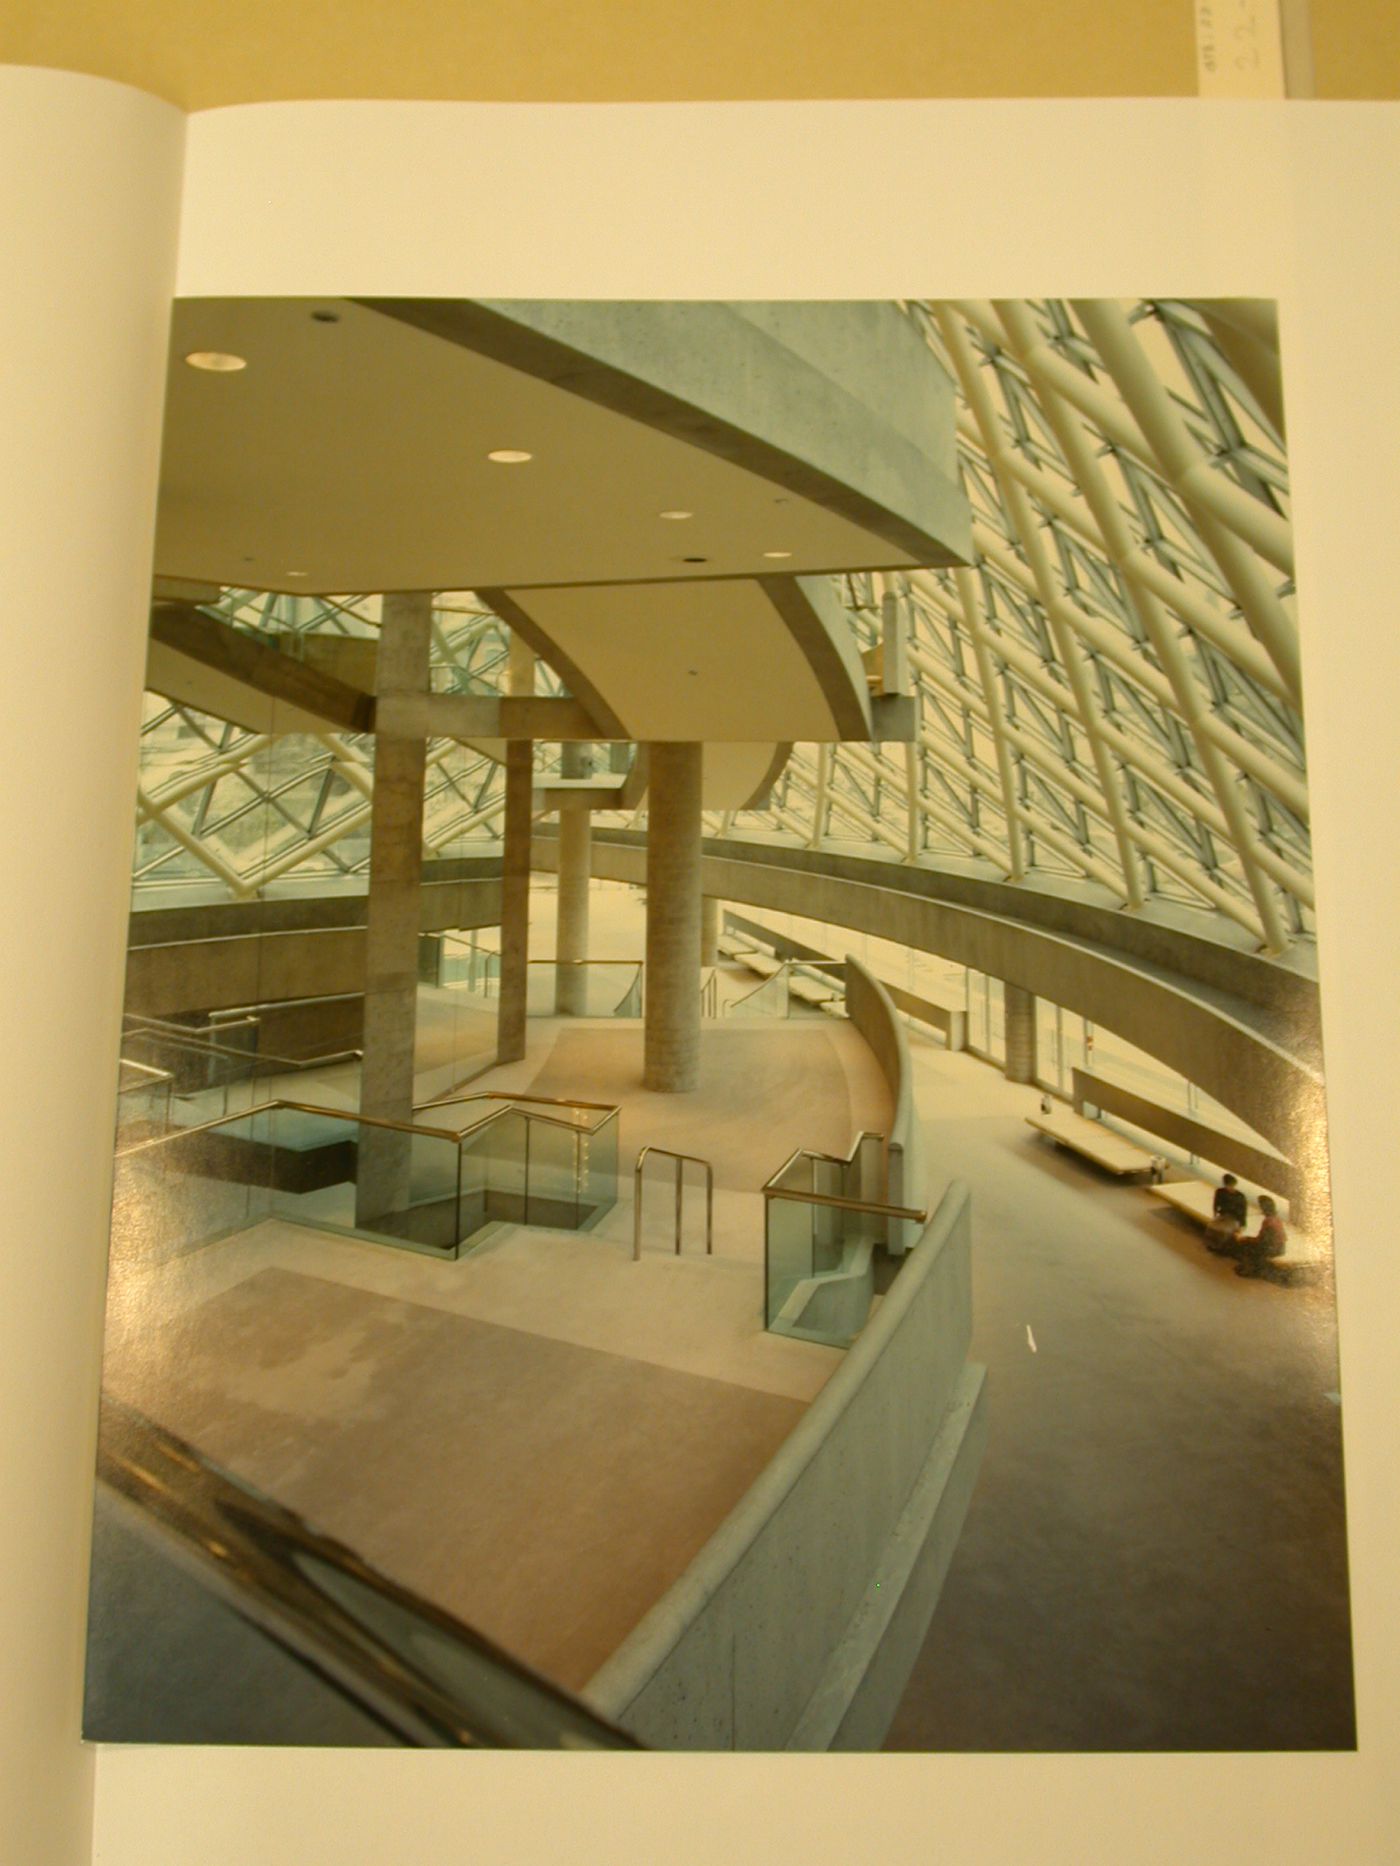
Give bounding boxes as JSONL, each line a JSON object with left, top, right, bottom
{"left": 83, "top": 294, "right": 1352, "bottom": 1754}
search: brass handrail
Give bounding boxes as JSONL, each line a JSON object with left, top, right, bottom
{"left": 116, "top": 1057, "right": 173, "bottom": 1088}
{"left": 633, "top": 1145, "right": 714, "bottom": 1261}
{"left": 419, "top": 1088, "right": 617, "bottom": 1114}
{"left": 524, "top": 958, "right": 641, "bottom": 967}
{"left": 124, "top": 1015, "right": 363, "bottom": 1076}
{"left": 765, "top": 1187, "right": 927, "bottom": 1222}
{"left": 115, "top": 1097, "right": 462, "bottom": 1159}
{"left": 761, "top": 1131, "right": 887, "bottom": 1191}
{"left": 723, "top": 962, "right": 791, "bottom": 1018}
{"left": 97, "top": 1396, "right": 641, "bottom": 1750}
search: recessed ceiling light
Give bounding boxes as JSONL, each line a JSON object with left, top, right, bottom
{"left": 679, "top": 556, "right": 709, "bottom": 565}
{"left": 763, "top": 550, "right": 793, "bottom": 559}
{"left": 658, "top": 509, "right": 694, "bottom": 521}
{"left": 311, "top": 310, "right": 340, "bottom": 324}
{"left": 184, "top": 351, "right": 247, "bottom": 372}
{"left": 487, "top": 449, "right": 533, "bottom": 464}
{"left": 286, "top": 570, "right": 308, "bottom": 579}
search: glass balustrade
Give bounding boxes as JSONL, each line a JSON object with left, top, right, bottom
{"left": 111, "top": 1106, "right": 278, "bottom": 1268}
{"left": 112, "top": 1090, "right": 619, "bottom": 1267}
{"left": 525, "top": 961, "right": 643, "bottom": 1018}
{"left": 114, "top": 1058, "right": 173, "bottom": 1144}
{"left": 724, "top": 962, "right": 792, "bottom": 1019}
{"left": 761, "top": 1135, "right": 921, "bottom": 1347}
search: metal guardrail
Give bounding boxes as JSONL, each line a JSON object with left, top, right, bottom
{"left": 97, "top": 1396, "right": 642, "bottom": 1749}
{"left": 633, "top": 1145, "right": 714, "bottom": 1261}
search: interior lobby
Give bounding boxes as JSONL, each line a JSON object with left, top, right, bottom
{"left": 76, "top": 293, "right": 1354, "bottom": 1758}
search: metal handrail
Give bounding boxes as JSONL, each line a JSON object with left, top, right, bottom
{"left": 115, "top": 1097, "right": 463, "bottom": 1159}
{"left": 417, "top": 1088, "right": 618, "bottom": 1133}
{"left": 97, "top": 1396, "right": 641, "bottom": 1749}
{"left": 765, "top": 1187, "right": 927, "bottom": 1222}
{"left": 762, "top": 1131, "right": 887, "bottom": 1190}
{"left": 116, "top": 1057, "right": 173, "bottom": 1089}
{"left": 633, "top": 1145, "right": 714, "bottom": 1261}
{"left": 123, "top": 1014, "right": 363, "bottom": 1076}
{"left": 723, "top": 961, "right": 791, "bottom": 1018}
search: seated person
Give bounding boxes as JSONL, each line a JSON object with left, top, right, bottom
{"left": 1205, "top": 1173, "right": 1249, "bottom": 1247}
{"left": 1230, "top": 1196, "right": 1288, "bottom": 1278}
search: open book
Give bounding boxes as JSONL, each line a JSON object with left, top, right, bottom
{"left": 4, "top": 66, "right": 1399, "bottom": 1866}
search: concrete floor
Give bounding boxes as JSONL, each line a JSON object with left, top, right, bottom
{"left": 883, "top": 1031, "right": 1354, "bottom": 1752}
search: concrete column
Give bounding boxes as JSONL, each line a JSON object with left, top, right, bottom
{"left": 357, "top": 590, "right": 433, "bottom": 1227}
{"left": 555, "top": 806, "right": 592, "bottom": 1014}
{"left": 1004, "top": 982, "right": 1038, "bottom": 1085}
{"left": 644, "top": 743, "right": 704, "bottom": 1091}
{"left": 496, "top": 638, "right": 535, "bottom": 1063}
{"left": 700, "top": 895, "right": 721, "bottom": 967}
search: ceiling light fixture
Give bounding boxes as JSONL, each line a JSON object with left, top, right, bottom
{"left": 658, "top": 509, "right": 693, "bottom": 520}
{"left": 286, "top": 570, "right": 308, "bottom": 579}
{"left": 763, "top": 550, "right": 793, "bottom": 560}
{"left": 679, "top": 556, "right": 709, "bottom": 565}
{"left": 311, "top": 310, "right": 341, "bottom": 324}
{"left": 487, "top": 449, "right": 533, "bottom": 464}
{"left": 184, "top": 351, "right": 247, "bottom": 372}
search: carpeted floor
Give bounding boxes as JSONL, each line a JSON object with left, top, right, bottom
{"left": 105, "top": 1263, "right": 809, "bottom": 1689}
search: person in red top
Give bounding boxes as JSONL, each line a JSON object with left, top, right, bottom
{"left": 1230, "top": 1194, "right": 1288, "bottom": 1278}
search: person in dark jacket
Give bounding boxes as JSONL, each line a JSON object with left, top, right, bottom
{"left": 1206, "top": 1173, "right": 1248, "bottom": 1248}
{"left": 1230, "top": 1196, "right": 1288, "bottom": 1278}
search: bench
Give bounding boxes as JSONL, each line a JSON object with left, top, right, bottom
{"left": 1024, "top": 1110, "right": 1157, "bottom": 1176}
{"left": 789, "top": 973, "right": 843, "bottom": 1009}
{"left": 1148, "top": 1178, "right": 1326, "bottom": 1283}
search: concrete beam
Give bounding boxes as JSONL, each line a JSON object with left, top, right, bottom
{"left": 359, "top": 298, "right": 972, "bottom": 567}
{"left": 124, "top": 877, "right": 502, "bottom": 1016}
{"left": 148, "top": 602, "right": 374, "bottom": 732}
{"left": 375, "top": 692, "right": 605, "bottom": 742}
{"left": 535, "top": 830, "right": 1323, "bottom": 1162}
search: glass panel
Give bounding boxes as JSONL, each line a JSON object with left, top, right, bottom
{"left": 110, "top": 1107, "right": 276, "bottom": 1272}
{"left": 578, "top": 1110, "right": 619, "bottom": 1225}
{"left": 114, "top": 1064, "right": 172, "bottom": 1146}
{"left": 528, "top": 962, "right": 643, "bottom": 1017}
{"left": 987, "top": 977, "right": 1006, "bottom": 1062}
{"left": 725, "top": 963, "right": 791, "bottom": 1019}
{"left": 478, "top": 1108, "right": 528, "bottom": 1229}
{"left": 765, "top": 1193, "right": 815, "bottom": 1329}
{"left": 415, "top": 975, "right": 497, "bottom": 1101}
{"left": 267, "top": 1104, "right": 365, "bottom": 1236}
{"left": 523, "top": 1116, "right": 579, "bottom": 1230}
{"left": 268, "top": 1107, "right": 460, "bottom": 1254}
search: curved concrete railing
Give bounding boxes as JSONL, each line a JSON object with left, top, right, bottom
{"left": 843, "top": 956, "right": 927, "bottom": 1256}
{"left": 548, "top": 830, "right": 1324, "bottom": 1165}
{"left": 584, "top": 1180, "right": 986, "bottom": 1752}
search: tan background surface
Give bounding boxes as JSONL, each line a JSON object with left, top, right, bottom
{"left": 2, "top": 0, "right": 1399, "bottom": 104}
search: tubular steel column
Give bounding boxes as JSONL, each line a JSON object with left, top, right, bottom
{"left": 497, "top": 637, "right": 535, "bottom": 1064}
{"left": 644, "top": 742, "right": 704, "bottom": 1092}
{"left": 357, "top": 589, "right": 432, "bottom": 1226}
{"left": 555, "top": 805, "right": 592, "bottom": 1014}
{"left": 1003, "top": 983, "right": 1038, "bottom": 1086}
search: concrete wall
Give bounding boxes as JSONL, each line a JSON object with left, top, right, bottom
{"left": 1071, "top": 1067, "right": 1300, "bottom": 1205}
{"left": 125, "top": 877, "right": 501, "bottom": 1018}
{"left": 844, "top": 958, "right": 927, "bottom": 1255}
{"left": 722, "top": 908, "right": 965, "bottom": 1049}
{"left": 701, "top": 837, "right": 1321, "bottom": 1046}
{"left": 584, "top": 1182, "right": 986, "bottom": 1751}
{"left": 549, "top": 833, "right": 1325, "bottom": 1171}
